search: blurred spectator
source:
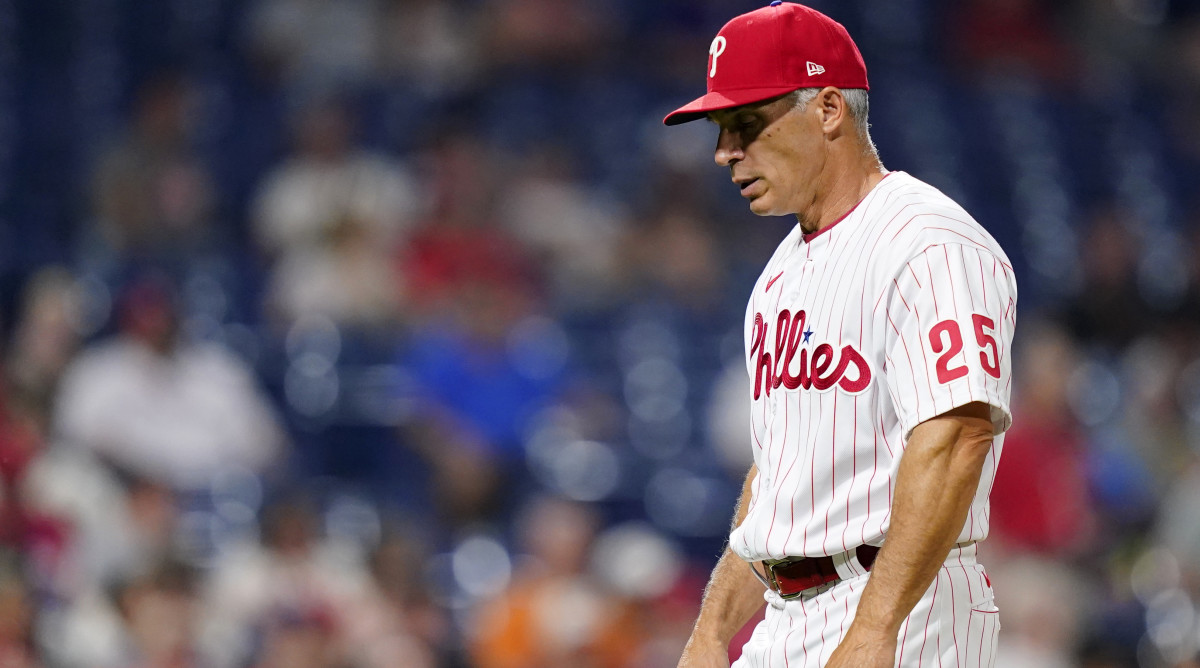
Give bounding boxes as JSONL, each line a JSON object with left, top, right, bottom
{"left": 402, "top": 131, "right": 534, "bottom": 317}
{"left": 251, "top": 607, "right": 339, "bottom": 668}
{"left": 363, "top": 527, "right": 449, "bottom": 665}
{"left": 1066, "top": 205, "right": 1156, "bottom": 350}
{"left": 1061, "top": 0, "right": 1166, "bottom": 91}
{"left": 377, "top": 0, "right": 482, "bottom": 95}
{"left": 990, "top": 554, "right": 1094, "bottom": 668}
{"left": 255, "top": 96, "right": 416, "bottom": 329}
{"left": 1152, "top": 461, "right": 1200, "bottom": 668}
{"left": 0, "top": 555, "right": 44, "bottom": 668}
{"left": 42, "top": 550, "right": 195, "bottom": 667}
{"left": 53, "top": 274, "right": 285, "bottom": 492}
{"left": 989, "top": 321, "right": 1098, "bottom": 555}
{"left": 401, "top": 298, "right": 565, "bottom": 526}
{"left": 0, "top": 375, "right": 68, "bottom": 591}
{"left": 1157, "top": 460, "right": 1200, "bottom": 579}
{"left": 112, "top": 558, "right": 203, "bottom": 668}
{"left": 4, "top": 268, "right": 85, "bottom": 425}
{"left": 27, "top": 460, "right": 178, "bottom": 594}
{"left": 469, "top": 496, "right": 637, "bottom": 668}
{"left": 0, "top": 270, "right": 87, "bottom": 590}
{"left": 243, "top": 0, "right": 382, "bottom": 91}
{"left": 480, "top": 0, "right": 616, "bottom": 71}
{"left": 87, "top": 74, "right": 219, "bottom": 271}
{"left": 24, "top": 453, "right": 187, "bottom": 666}
{"left": 498, "top": 147, "right": 628, "bottom": 311}
{"left": 202, "top": 493, "right": 434, "bottom": 668}
{"left": 946, "top": 0, "right": 1077, "bottom": 83}
{"left": 588, "top": 522, "right": 696, "bottom": 667}
{"left": 1119, "top": 332, "right": 1196, "bottom": 483}
{"left": 618, "top": 200, "right": 728, "bottom": 314}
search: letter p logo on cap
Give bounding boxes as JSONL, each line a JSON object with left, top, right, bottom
{"left": 709, "top": 36, "right": 727, "bottom": 77}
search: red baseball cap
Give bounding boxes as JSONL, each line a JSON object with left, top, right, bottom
{"left": 663, "top": 1, "right": 869, "bottom": 126}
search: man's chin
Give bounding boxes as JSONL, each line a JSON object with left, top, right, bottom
{"left": 747, "top": 197, "right": 782, "bottom": 217}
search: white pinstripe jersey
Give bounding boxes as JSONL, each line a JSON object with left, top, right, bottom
{"left": 729, "top": 171, "right": 1017, "bottom": 563}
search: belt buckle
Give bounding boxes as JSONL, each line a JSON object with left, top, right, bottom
{"left": 753, "top": 558, "right": 806, "bottom": 600}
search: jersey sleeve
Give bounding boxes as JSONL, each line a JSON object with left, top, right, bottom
{"left": 881, "top": 243, "right": 1016, "bottom": 439}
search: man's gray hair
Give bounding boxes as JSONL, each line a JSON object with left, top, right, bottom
{"left": 789, "top": 88, "right": 877, "bottom": 158}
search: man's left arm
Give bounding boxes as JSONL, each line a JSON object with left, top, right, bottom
{"left": 825, "top": 400, "right": 995, "bottom": 668}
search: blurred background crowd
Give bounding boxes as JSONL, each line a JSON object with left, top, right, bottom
{"left": 2, "top": 0, "right": 1200, "bottom": 666}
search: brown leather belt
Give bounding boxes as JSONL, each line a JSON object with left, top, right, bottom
{"left": 752, "top": 545, "right": 880, "bottom": 599}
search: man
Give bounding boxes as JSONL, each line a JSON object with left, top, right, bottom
{"left": 664, "top": 3, "right": 1017, "bottom": 667}
{"left": 54, "top": 274, "right": 285, "bottom": 491}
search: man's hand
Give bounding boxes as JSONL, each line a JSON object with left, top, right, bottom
{"left": 676, "top": 465, "right": 764, "bottom": 668}
{"left": 824, "top": 627, "right": 897, "bottom": 668}
{"left": 677, "top": 634, "right": 731, "bottom": 668}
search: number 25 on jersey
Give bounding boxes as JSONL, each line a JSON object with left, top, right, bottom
{"left": 928, "top": 315, "right": 1001, "bottom": 384}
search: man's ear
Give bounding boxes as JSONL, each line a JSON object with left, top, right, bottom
{"left": 818, "top": 87, "right": 848, "bottom": 135}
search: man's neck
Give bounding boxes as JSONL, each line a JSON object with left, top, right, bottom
{"left": 798, "top": 158, "right": 887, "bottom": 235}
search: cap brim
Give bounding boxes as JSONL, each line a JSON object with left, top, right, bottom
{"left": 663, "top": 86, "right": 801, "bottom": 125}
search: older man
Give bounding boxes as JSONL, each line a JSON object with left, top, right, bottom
{"left": 665, "top": 3, "right": 1017, "bottom": 667}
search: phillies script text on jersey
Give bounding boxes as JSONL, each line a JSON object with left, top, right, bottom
{"left": 750, "top": 309, "right": 872, "bottom": 397}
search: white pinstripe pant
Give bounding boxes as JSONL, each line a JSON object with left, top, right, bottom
{"left": 733, "top": 545, "right": 1000, "bottom": 668}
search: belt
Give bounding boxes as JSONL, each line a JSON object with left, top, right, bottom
{"left": 751, "top": 545, "right": 880, "bottom": 599}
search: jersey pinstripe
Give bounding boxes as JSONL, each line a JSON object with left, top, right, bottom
{"left": 729, "top": 171, "right": 1017, "bottom": 563}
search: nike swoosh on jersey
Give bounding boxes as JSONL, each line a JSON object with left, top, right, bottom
{"left": 765, "top": 271, "right": 784, "bottom": 292}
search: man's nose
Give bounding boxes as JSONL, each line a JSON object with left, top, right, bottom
{"left": 714, "top": 128, "right": 743, "bottom": 167}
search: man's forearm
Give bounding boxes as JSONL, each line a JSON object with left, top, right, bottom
{"left": 689, "top": 546, "right": 768, "bottom": 646}
{"left": 683, "top": 465, "right": 766, "bottom": 651}
{"left": 848, "top": 403, "right": 995, "bottom": 638}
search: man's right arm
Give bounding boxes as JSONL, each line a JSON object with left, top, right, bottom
{"left": 678, "top": 464, "right": 767, "bottom": 668}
